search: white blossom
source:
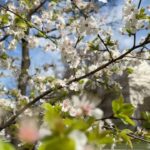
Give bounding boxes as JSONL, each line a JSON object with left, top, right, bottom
{"left": 60, "top": 95, "right": 103, "bottom": 119}
{"left": 32, "top": 15, "right": 42, "bottom": 26}
{"left": 122, "top": 0, "right": 145, "bottom": 33}
{"left": 39, "top": 128, "right": 51, "bottom": 139}
{"left": 91, "top": 108, "right": 103, "bottom": 120}
{"left": 69, "top": 130, "right": 87, "bottom": 150}
{"left": 27, "top": 36, "right": 39, "bottom": 48}
{"left": 61, "top": 99, "right": 71, "bottom": 112}
{"left": 69, "top": 82, "right": 79, "bottom": 91}
{"left": 78, "top": 16, "right": 99, "bottom": 35}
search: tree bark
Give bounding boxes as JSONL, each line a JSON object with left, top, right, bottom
{"left": 18, "top": 34, "right": 30, "bottom": 95}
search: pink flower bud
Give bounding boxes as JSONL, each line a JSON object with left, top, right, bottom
{"left": 18, "top": 119, "right": 39, "bottom": 143}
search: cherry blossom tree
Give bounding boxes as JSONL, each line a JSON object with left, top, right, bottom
{"left": 0, "top": 0, "right": 150, "bottom": 149}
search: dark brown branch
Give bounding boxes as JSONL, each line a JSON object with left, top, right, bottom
{"left": 0, "top": 25, "right": 10, "bottom": 30}
{"left": 0, "top": 35, "right": 9, "bottom": 42}
{"left": 0, "top": 88, "right": 55, "bottom": 130}
{"left": 28, "top": 0, "right": 47, "bottom": 16}
{"left": 0, "top": 34, "right": 149, "bottom": 131}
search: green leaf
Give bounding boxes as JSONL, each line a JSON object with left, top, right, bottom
{"left": 88, "top": 127, "right": 113, "bottom": 145}
{"left": 23, "top": 0, "right": 32, "bottom": 8}
{"left": 112, "top": 97, "right": 135, "bottom": 126}
{"left": 42, "top": 103, "right": 64, "bottom": 133}
{"left": 14, "top": 17, "right": 27, "bottom": 29}
{"left": 38, "top": 137, "right": 75, "bottom": 150}
{"left": 88, "top": 42, "right": 99, "bottom": 51}
{"left": 99, "top": 137, "right": 114, "bottom": 144}
{"left": 106, "top": 36, "right": 114, "bottom": 46}
{"left": 42, "top": 103, "right": 58, "bottom": 117}
{"left": 120, "top": 129, "right": 133, "bottom": 135}
{"left": 117, "top": 114, "right": 135, "bottom": 126}
{"left": 0, "top": 53, "right": 8, "bottom": 60}
{"left": 141, "top": 112, "right": 150, "bottom": 128}
{"left": 50, "top": 0, "right": 59, "bottom": 3}
{"left": 64, "top": 118, "right": 90, "bottom": 131}
{"left": 0, "top": 14, "right": 10, "bottom": 24}
{"left": 0, "top": 140, "right": 15, "bottom": 150}
{"left": 112, "top": 96, "right": 123, "bottom": 114}
{"left": 36, "top": 31, "right": 46, "bottom": 38}
{"left": 42, "top": 103, "right": 59, "bottom": 125}
{"left": 141, "top": 111, "right": 150, "bottom": 122}
{"left": 136, "top": 8, "right": 147, "bottom": 19}
{"left": 126, "top": 29, "right": 133, "bottom": 36}
{"left": 119, "top": 129, "right": 133, "bottom": 149}
{"left": 126, "top": 67, "right": 134, "bottom": 74}
{"left": 121, "top": 104, "right": 135, "bottom": 116}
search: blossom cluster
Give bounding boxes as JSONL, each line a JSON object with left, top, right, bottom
{"left": 61, "top": 95, "right": 103, "bottom": 119}
{"left": 0, "top": 0, "right": 150, "bottom": 150}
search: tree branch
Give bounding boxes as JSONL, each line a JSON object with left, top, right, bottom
{"left": 28, "top": 0, "right": 48, "bottom": 16}
{"left": 0, "top": 25, "right": 10, "bottom": 30}
{"left": 0, "top": 34, "right": 9, "bottom": 42}
{"left": 104, "top": 125, "right": 150, "bottom": 144}
{"left": 0, "top": 34, "right": 149, "bottom": 131}
{"left": 125, "top": 55, "right": 150, "bottom": 61}
{"left": 68, "top": 34, "right": 150, "bottom": 83}
{"left": 138, "top": 0, "right": 142, "bottom": 9}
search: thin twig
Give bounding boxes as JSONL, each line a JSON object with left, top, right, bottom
{"left": 0, "top": 25, "right": 10, "bottom": 30}
{"left": 131, "top": 0, "right": 142, "bottom": 52}
{"left": 104, "top": 125, "right": 150, "bottom": 144}
{"left": 133, "top": 34, "right": 136, "bottom": 47}
{"left": 0, "top": 4, "right": 56, "bottom": 44}
{"left": 28, "top": 0, "right": 47, "bottom": 16}
{"left": 138, "top": 0, "right": 142, "bottom": 9}
{"left": 125, "top": 56, "right": 150, "bottom": 61}
{"left": 98, "top": 34, "right": 114, "bottom": 60}
{"left": 98, "top": 115, "right": 146, "bottom": 121}
{"left": 74, "top": 35, "right": 82, "bottom": 48}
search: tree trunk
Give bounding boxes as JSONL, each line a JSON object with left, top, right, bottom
{"left": 18, "top": 36, "right": 30, "bottom": 95}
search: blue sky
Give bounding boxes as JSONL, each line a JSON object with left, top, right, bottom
{"left": 0, "top": 0, "right": 150, "bottom": 90}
